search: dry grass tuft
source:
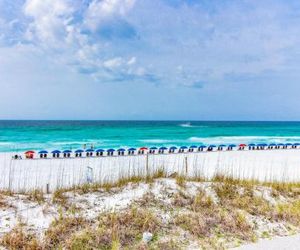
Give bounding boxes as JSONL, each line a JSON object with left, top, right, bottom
{"left": 266, "top": 182, "right": 300, "bottom": 197}
{"left": 95, "top": 207, "right": 161, "bottom": 247}
{"left": 52, "top": 188, "right": 68, "bottom": 206}
{"left": 146, "top": 168, "right": 167, "bottom": 183}
{"left": 0, "top": 195, "right": 9, "bottom": 209}
{"left": 176, "top": 175, "right": 186, "bottom": 188}
{"left": 275, "top": 200, "right": 300, "bottom": 226}
{"left": 152, "top": 239, "right": 180, "bottom": 250}
{"left": 44, "top": 215, "right": 87, "bottom": 248}
{"left": 172, "top": 190, "right": 193, "bottom": 207}
{"left": 1, "top": 225, "right": 41, "bottom": 249}
{"left": 175, "top": 207, "right": 253, "bottom": 242}
{"left": 0, "top": 190, "right": 13, "bottom": 196}
{"left": 28, "top": 189, "right": 45, "bottom": 204}
{"left": 42, "top": 206, "right": 162, "bottom": 249}
{"left": 70, "top": 172, "right": 168, "bottom": 194}
{"left": 173, "top": 187, "right": 253, "bottom": 241}
{"left": 191, "top": 190, "right": 214, "bottom": 211}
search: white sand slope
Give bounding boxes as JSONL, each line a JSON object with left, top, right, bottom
{"left": 1, "top": 178, "right": 299, "bottom": 249}
{"left": 1, "top": 149, "right": 300, "bottom": 192}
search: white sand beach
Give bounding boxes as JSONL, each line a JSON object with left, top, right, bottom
{"left": 1, "top": 148, "right": 300, "bottom": 192}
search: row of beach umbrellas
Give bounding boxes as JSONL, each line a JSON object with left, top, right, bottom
{"left": 24, "top": 142, "right": 300, "bottom": 156}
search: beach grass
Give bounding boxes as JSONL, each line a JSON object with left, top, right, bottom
{"left": 2, "top": 166, "right": 300, "bottom": 249}
{"left": 28, "top": 189, "right": 45, "bottom": 204}
{"left": 1, "top": 224, "right": 40, "bottom": 250}
{"left": 2, "top": 176, "right": 300, "bottom": 249}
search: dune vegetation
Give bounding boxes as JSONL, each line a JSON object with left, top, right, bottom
{"left": 1, "top": 170, "right": 300, "bottom": 249}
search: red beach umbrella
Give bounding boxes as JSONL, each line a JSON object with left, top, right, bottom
{"left": 239, "top": 144, "right": 247, "bottom": 147}
{"left": 25, "top": 150, "right": 35, "bottom": 159}
{"left": 139, "top": 147, "right": 148, "bottom": 151}
{"left": 25, "top": 150, "right": 35, "bottom": 154}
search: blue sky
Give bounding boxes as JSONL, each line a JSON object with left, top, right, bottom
{"left": 1, "top": 0, "right": 300, "bottom": 120}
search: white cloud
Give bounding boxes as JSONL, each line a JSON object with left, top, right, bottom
{"left": 127, "top": 56, "right": 136, "bottom": 65}
{"left": 18, "top": 0, "right": 146, "bottom": 83}
{"left": 130, "top": 0, "right": 300, "bottom": 87}
{"left": 85, "top": 0, "right": 136, "bottom": 30}
{"left": 135, "top": 67, "right": 145, "bottom": 76}
{"left": 23, "top": 0, "right": 74, "bottom": 46}
{"left": 24, "top": 0, "right": 72, "bottom": 18}
{"left": 2, "top": 0, "right": 300, "bottom": 89}
{"left": 103, "top": 57, "right": 123, "bottom": 69}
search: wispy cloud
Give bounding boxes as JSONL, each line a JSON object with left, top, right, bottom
{"left": 84, "top": 0, "right": 136, "bottom": 30}
{"left": 1, "top": 0, "right": 300, "bottom": 89}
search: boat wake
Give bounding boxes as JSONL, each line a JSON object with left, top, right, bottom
{"left": 179, "top": 122, "right": 197, "bottom": 128}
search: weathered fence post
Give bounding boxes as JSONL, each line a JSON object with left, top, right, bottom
{"left": 46, "top": 183, "right": 50, "bottom": 194}
{"left": 185, "top": 156, "right": 188, "bottom": 176}
{"left": 8, "top": 159, "right": 12, "bottom": 192}
{"left": 146, "top": 153, "right": 149, "bottom": 177}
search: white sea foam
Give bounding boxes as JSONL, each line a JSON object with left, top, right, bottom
{"left": 188, "top": 136, "right": 300, "bottom": 144}
{"left": 52, "top": 140, "right": 106, "bottom": 146}
{"left": 127, "top": 136, "right": 300, "bottom": 146}
{"left": 0, "top": 142, "right": 14, "bottom": 146}
{"left": 139, "top": 139, "right": 179, "bottom": 144}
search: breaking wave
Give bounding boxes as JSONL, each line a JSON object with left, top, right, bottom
{"left": 139, "top": 139, "right": 180, "bottom": 144}
{"left": 188, "top": 136, "right": 300, "bottom": 144}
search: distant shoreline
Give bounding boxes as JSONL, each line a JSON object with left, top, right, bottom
{"left": 1, "top": 148, "right": 300, "bottom": 192}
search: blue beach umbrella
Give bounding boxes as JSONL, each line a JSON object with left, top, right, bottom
{"left": 117, "top": 148, "right": 125, "bottom": 152}
{"left": 75, "top": 149, "right": 84, "bottom": 153}
{"left": 107, "top": 149, "right": 115, "bottom": 152}
{"left": 257, "top": 143, "right": 267, "bottom": 147}
{"left": 150, "top": 147, "right": 158, "bottom": 150}
{"left": 180, "top": 146, "right": 188, "bottom": 149}
{"left": 269, "top": 144, "right": 276, "bottom": 146}
{"left": 170, "top": 146, "right": 177, "bottom": 150}
{"left": 285, "top": 143, "right": 292, "bottom": 146}
{"left": 229, "top": 144, "right": 236, "bottom": 147}
{"left": 38, "top": 150, "right": 48, "bottom": 154}
{"left": 248, "top": 144, "right": 255, "bottom": 147}
{"left": 218, "top": 144, "right": 226, "bottom": 147}
{"left": 198, "top": 145, "right": 207, "bottom": 148}
{"left": 63, "top": 150, "right": 72, "bottom": 153}
{"left": 128, "top": 148, "right": 136, "bottom": 151}
{"left": 277, "top": 143, "right": 284, "bottom": 146}
{"left": 96, "top": 149, "right": 104, "bottom": 152}
{"left": 293, "top": 143, "right": 300, "bottom": 146}
{"left": 159, "top": 147, "right": 168, "bottom": 150}
{"left": 86, "top": 149, "right": 94, "bottom": 152}
{"left": 51, "top": 150, "right": 61, "bottom": 154}
{"left": 189, "top": 145, "right": 197, "bottom": 149}
{"left": 209, "top": 145, "right": 216, "bottom": 148}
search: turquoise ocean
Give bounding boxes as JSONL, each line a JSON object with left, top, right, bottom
{"left": 1, "top": 120, "right": 300, "bottom": 152}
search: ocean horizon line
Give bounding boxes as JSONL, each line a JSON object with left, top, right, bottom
{"left": 1, "top": 119, "right": 300, "bottom": 123}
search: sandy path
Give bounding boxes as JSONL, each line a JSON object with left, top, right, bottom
{"left": 236, "top": 234, "right": 300, "bottom": 250}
